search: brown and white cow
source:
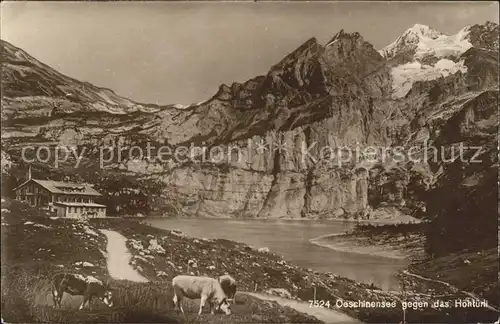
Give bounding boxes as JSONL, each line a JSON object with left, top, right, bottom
{"left": 52, "top": 273, "right": 114, "bottom": 310}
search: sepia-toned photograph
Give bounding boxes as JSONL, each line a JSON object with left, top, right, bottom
{"left": 1, "top": 1, "right": 499, "bottom": 323}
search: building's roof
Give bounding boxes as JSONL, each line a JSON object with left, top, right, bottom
{"left": 14, "top": 179, "right": 102, "bottom": 196}
{"left": 53, "top": 202, "right": 107, "bottom": 208}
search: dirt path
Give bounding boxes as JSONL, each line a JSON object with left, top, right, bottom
{"left": 99, "top": 229, "right": 149, "bottom": 283}
{"left": 244, "top": 292, "right": 363, "bottom": 323}
{"left": 402, "top": 270, "right": 499, "bottom": 312}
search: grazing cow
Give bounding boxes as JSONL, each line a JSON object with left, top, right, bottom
{"left": 52, "top": 273, "right": 113, "bottom": 310}
{"left": 218, "top": 275, "right": 236, "bottom": 303}
{"left": 172, "top": 275, "right": 232, "bottom": 316}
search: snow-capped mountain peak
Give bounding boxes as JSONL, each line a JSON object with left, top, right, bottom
{"left": 379, "top": 24, "right": 476, "bottom": 99}
{"left": 405, "top": 24, "right": 443, "bottom": 39}
{"left": 379, "top": 24, "right": 471, "bottom": 61}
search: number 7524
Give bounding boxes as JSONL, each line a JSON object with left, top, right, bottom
{"left": 309, "top": 300, "right": 331, "bottom": 308}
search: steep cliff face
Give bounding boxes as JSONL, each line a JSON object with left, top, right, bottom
{"left": 133, "top": 31, "right": 393, "bottom": 219}
{"left": 1, "top": 22, "right": 498, "bottom": 222}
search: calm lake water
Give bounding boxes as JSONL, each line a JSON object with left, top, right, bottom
{"left": 146, "top": 218, "right": 408, "bottom": 291}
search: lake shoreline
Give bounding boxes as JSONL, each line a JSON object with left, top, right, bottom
{"left": 309, "top": 234, "right": 410, "bottom": 260}
{"left": 309, "top": 223, "right": 427, "bottom": 261}
{"left": 143, "top": 215, "right": 422, "bottom": 226}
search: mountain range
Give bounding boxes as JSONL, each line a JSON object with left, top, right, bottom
{"left": 1, "top": 22, "right": 498, "bottom": 254}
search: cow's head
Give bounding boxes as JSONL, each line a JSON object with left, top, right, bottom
{"left": 100, "top": 283, "right": 114, "bottom": 307}
{"left": 216, "top": 298, "right": 232, "bottom": 315}
{"left": 226, "top": 289, "right": 236, "bottom": 304}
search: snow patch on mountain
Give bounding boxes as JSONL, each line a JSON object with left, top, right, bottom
{"left": 391, "top": 59, "right": 467, "bottom": 98}
{"left": 414, "top": 28, "right": 472, "bottom": 60}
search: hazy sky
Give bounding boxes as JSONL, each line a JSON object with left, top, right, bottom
{"left": 2, "top": 1, "right": 498, "bottom": 105}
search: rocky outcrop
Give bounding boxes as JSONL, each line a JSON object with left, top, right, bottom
{"left": 424, "top": 88, "right": 498, "bottom": 256}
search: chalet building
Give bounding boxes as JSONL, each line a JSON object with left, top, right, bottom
{"left": 13, "top": 177, "right": 106, "bottom": 218}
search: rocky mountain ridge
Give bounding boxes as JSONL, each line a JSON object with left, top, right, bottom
{"left": 1, "top": 22, "right": 498, "bottom": 232}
